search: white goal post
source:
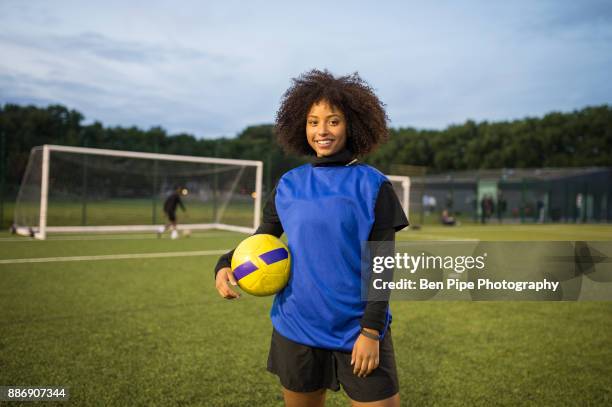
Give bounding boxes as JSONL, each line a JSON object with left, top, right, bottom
{"left": 387, "top": 175, "right": 411, "bottom": 223}
{"left": 14, "top": 145, "right": 263, "bottom": 239}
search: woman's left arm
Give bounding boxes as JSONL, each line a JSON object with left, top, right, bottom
{"left": 353, "top": 227, "right": 394, "bottom": 377}
{"left": 352, "top": 181, "right": 409, "bottom": 377}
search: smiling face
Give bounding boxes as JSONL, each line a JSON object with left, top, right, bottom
{"left": 306, "top": 99, "right": 347, "bottom": 157}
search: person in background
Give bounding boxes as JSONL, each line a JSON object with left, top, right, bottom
{"left": 158, "top": 186, "right": 187, "bottom": 239}
{"left": 441, "top": 209, "right": 457, "bottom": 226}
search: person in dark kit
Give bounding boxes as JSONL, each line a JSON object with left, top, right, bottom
{"left": 481, "top": 195, "right": 495, "bottom": 224}
{"left": 480, "top": 195, "right": 488, "bottom": 224}
{"left": 158, "top": 186, "right": 187, "bottom": 239}
{"left": 496, "top": 192, "right": 507, "bottom": 223}
{"left": 445, "top": 193, "right": 454, "bottom": 212}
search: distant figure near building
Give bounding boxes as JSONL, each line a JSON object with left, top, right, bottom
{"left": 158, "top": 186, "right": 187, "bottom": 239}
{"left": 537, "top": 199, "right": 546, "bottom": 223}
{"left": 575, "top": 193, "right": 584, "bottom": 223}
{"left": 441, "top": 209, "right": 457, "bottom": 226}
{"left": 497, "top": 192, "right": 507, "bottom": 223}
{"left": 480, "top": 195, "right": 494, "bottom": 224}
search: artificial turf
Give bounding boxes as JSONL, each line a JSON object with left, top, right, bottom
{"left": 1, "top": 225, "right": 611, "bottom": 406}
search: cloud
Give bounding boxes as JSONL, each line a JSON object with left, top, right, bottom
{"left": 0, "top": 70, "right": 238, "bottom": 137}
{"left": 0, "top": 1, "right": 611, "bottom": 137}
{"left": 545, "top": 0, "right": 612, "bottom": 28}
{"left": 0, "top": 30, "right": 224, "bottom": 65}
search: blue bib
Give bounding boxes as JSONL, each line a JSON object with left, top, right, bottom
{"left": 271, "top": 163, "right": 390, "bottom": 351}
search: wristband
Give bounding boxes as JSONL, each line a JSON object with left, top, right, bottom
{"left": 360, "top": 328, "right": 380, "bottom": 341}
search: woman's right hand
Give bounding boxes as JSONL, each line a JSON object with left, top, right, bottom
{"left": 215, "top": 267, "right": 241, "bottom": 299}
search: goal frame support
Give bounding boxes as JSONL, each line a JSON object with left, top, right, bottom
{"left": 387, "top": 174, "right": 411, "bottom": 222}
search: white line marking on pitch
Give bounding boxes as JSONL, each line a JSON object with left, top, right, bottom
{"left": 0, "top": 250, "right": 228, "bottom": 264}
{"left": 399, "top": 233, "right": 478, "bottom": 241}
{"left": 0, "top": 232, "right": 240, "bottom": 242}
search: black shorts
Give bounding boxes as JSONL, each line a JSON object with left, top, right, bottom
{"left": 165, "top": 211, "right": 176, "bottom": 222}
{"left": 267, "top": 328, "right": 399, "bottom": 403}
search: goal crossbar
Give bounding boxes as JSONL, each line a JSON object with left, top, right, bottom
{"left": 43, "top": 144, "right": 263, "bottom": 166}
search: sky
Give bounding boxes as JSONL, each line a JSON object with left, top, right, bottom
{"left": 1, "top": 0, "right": 611, "bottom": 138}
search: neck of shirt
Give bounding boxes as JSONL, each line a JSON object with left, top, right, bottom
{"left": 311, "top": 149, "right": 357, "bottom": 167}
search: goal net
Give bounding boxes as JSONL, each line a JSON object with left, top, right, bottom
{"left": 13, "top": 145, "right": 263, "bottom": 239}
{"left": 387, "top": 175, "right": 411, "bottom": 223}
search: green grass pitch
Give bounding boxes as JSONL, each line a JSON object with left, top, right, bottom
{"left": 3, "top": 199, "right": 255, "bottom": 229}
{"left": 1, "top": 225, "right": 611, "bottom": 406}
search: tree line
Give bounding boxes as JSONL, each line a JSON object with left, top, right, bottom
{"left": 1, "top": 103, "right": 611, "bottom": 195}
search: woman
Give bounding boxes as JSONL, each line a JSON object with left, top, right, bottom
{"left": 215, "top": 69, "right": 408, "bottom": 407}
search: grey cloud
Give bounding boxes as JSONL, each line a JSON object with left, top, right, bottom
{"left": 53, "top": 32, "right": 214, "bottom": 64}
{"left": 0, "top": 31, "right": 225, "bottom": 65}
{"left": 546, "top": 0, "right": 612, "bottom": 27}
{"left": 0, "top": 71, "right": 239, "bottom": 138}
{"left": 521, "top": 0, "right": 612, "bottom": 42}
{"left": 0, "top": 72, "right": 113, "bottom": 100}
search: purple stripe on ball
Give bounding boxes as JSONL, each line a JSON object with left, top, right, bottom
{"left": 234, "top": 261, "right": 258, "bottom": 280}
{"left": 259, "top": 248, "right": 289, "bottom": 265}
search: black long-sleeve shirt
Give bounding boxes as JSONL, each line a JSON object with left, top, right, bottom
{"left": 164, "top": 192, "right": 185, "bottom": 213}
{"left": 215, "top": 150, "right": 408, "bottom": 332}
